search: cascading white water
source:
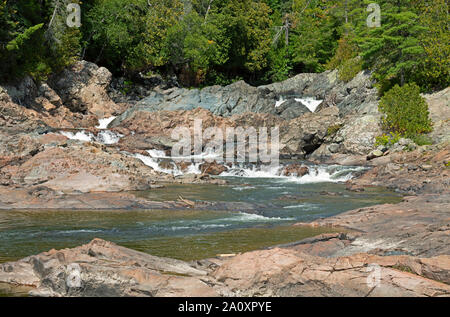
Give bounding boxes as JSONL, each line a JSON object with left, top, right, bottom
{"left": 221, "top": 163, "right": 363, "bottom": 183}
{"left": 59, "top": 116, "right": 123, "bottom": 145}
{"left": 134, "top": 150, "right": 206, "bottom": 176}
{"left": 275, "top": 96, "right": 287, "bottom": 108}
{"left": 60, "top": 130, "right": 123, "bottom": 145}
{"left": 295, "top": 97, "right": 323, "bottom": 113}
{"left": 96, "top": 130, "right": 123, "bottom": 145}
{"left": 220, "top": 164, "right": 282, "bottom": 178}
{"left": 60, "top": 131, "right": 93, "bottom": 142}
{"left": 96, "top": 116, "right": 116, "bottom": 129}
{"left": 60, "top": 115, "right": 361, "bottom": 183}
{"left": 134, "top": 153, "right": 183, "bottom": 175}
{"left": 134, "top": 147, "right": 365, "bottom": 183}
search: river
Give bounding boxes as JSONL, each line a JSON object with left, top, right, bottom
{"left": 0, "top": 166, "right": 401, "bottom": 263}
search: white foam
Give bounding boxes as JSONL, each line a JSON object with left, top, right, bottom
{"left": 283, "top": 203, "right": 320, "bottom": 210}
{"left": 60, "top": 131, "right": 94, "bottom": 142}
{"left": 135, "top": 149, "right": 221, "bottom": 175}
{"left": 295, "top": 97, "right": 323, "bottom": 113}
{"left": 229, "top": 212, "right": 295, "bottom": 222}
{"left": 134, "top": 153, "right": 182, "bottom": 175}
{"left": 185, "top": 163, "right": 202, "bottom": 174}
{"left": 96, "top": 116, "right": 116, "bottom": 129}
{"left": 60, "top": 130, "right": 122, "bottom": 145}
{"left": 275, "top": 96, "right": 287, "bottom": 108}
{"left": 220, "top": 164, "right": 282, "bottom": 178}
{"left": 147, "top": 148, "right": 222, "bottom": 161}
{"left": 55, "top": 229, "right": 103, "bottom": 235}
{"left": 147, "top": 149, "right": 168, "bottom": 158}
{"left": 97, "top": 130, "right": 123, "bottom": 145}
{"left": 232, "top": 186, "right": 256, "bottom": 191}
{"left": 220, "top": 164, "right": 362, "bottom": 184}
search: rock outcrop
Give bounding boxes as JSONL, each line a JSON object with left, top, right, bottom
{"left": 1, "top": 233, "right": 448, "bottom": 297}
{"left": 110, "top": 70, "right": 378, "bottom": 127}
{"left": 424, "top": 87, "right": 450, "bottom": 144}
{"left": 279, "top": 106, "right": 341, "bottom": 157}
{"left": 212, "top": 249, "right": 450, "bottom": 297}
{"left": 48, "top": 61, "right": 125, "bottom": 118}
{"left": 3, "top": 142, "right": 157, "bottom": 193}
{"left": 349, "top": 143, "right": 450, "bottom": 195}
{"left": 0, "top": 239, "right": 217, "bottom": 297}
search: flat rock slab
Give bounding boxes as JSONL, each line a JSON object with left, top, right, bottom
{"left": 0, "top": 239, "right": 217, "bottom": 297}
{"left": 0, "top": 187, "right": 261, "bottom": 213}
{"left": 1, "top": 237, "right": 449, "bottom": 297}
{"left": 294, "top": 194, "right": 450, "bottom": 258}
{"left": 212, "top": 248, "right": 450, "bottom": 297}
{"left": 0, "top": 239, "right": 450, "bottom": 297}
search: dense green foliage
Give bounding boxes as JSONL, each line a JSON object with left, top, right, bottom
{"left": 378, "top": 83, "right": 433, "bottom": 138}
{"left": 0, "top": 0, "right": 81, "bottom": 81}
{"left": 0, "top": 0, "right": 448, "bottom": 91}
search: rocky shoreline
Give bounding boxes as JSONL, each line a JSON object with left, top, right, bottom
{"left": 0, "top": 61, "right": 448, "bottom": 296}
{"left": 1, "top": 191, "right": 448, "bottom": 297}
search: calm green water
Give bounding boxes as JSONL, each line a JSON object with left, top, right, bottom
{"left": 0, "top": 175, "right": 401, "bottom": 263}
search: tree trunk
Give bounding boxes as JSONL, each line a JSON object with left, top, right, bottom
{"left": 284, "top": 17, "right": 289, "bottom": 46}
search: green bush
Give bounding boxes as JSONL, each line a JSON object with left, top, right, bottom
{"left": 378, "top": 83, "right": 433, "bottom": 138}
{"left": 338, "top": 57, "right": 363, "bottom": 83}
{"left": 375, "top": 132, "right": 402, "bottom": 147}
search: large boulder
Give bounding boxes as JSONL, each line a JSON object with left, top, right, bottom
{"left": 0, "top": 239, "right": 216, "bottom": 297}
{"left": 1, "top": 76, "right": 38, "bottom": 107}
{"left": 199, "top": 162, "right": 228, "bottom": 175}
{"left": 48, "top": 61, "right": 123, "bottom": 117}
{"left": 4, "top": 142, "right": 158, "bottom": 192}
{"left": 212, "top": 248, "right": 450, "bottom": 297}
{"left": 280, "top": 164, "right": 309, "bottom": 177}
{"left": 312, "top": 114, "right": 382, "bottom": 159}
{"left": 280, "top": 106, "right": 342, "bottom": 158}
{"left": 337, "top": 115, "right": 383, "bottom": 155}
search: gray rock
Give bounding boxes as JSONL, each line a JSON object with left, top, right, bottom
{"left": 111, "top": 70, "right": 378, "bottom": 127}
{"left": 48, "top": 61, "right": 120, "bottom": 117}
{"left": 424, "top": 87, "right": 450, "bottom": 144}
{"left": 367, "top": 149, "right": 384, "bottom": 160}
{"left": 335, "top": 115, "right": 382, "bottom": 155}
{"left": 328, "top": 144, "right": 341, "bottom": 154}
{"left": 398, "top": 138, "right": 412, "bottom": 146}
{"left": 280, "top": 106, "right": 342, "bottom": 158}
{"left": 2, "top": 76, "right": 38, "bottom": 107}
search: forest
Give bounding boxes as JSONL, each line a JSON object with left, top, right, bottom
{"left": 0, "top": 0, "right": 448, "bottom": 93}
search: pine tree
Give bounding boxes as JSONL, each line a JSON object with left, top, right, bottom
{"left": 357, "top": 0, "right": 427, "bottom": 93}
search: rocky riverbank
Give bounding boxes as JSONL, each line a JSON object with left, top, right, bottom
{"left": 0, "top": 60, "right": 448, "bottom": 296}
{"left": 1, "top": 195, "right": 449, "bottom": 297}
